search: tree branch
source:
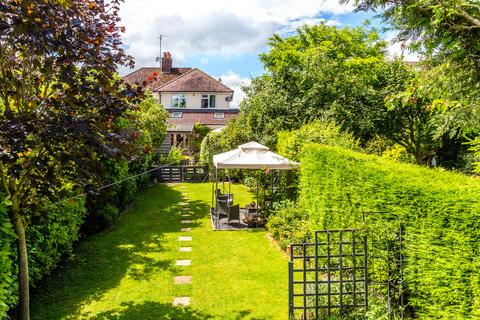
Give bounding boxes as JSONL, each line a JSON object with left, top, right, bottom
{"left": 0, "top": 161, "right": 11, "bottom": 197}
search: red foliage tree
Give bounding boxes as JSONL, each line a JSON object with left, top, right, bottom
{"left": 0, "top": 1, "right": 142, "bottom": 319}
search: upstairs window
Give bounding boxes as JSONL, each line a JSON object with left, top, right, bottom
{"left": 172, "top": 94, "right": 186, "bottom": 108}
{"left": 201, "top": 94, "right": 216, "bottom": 108}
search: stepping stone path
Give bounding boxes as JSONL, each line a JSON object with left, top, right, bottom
{"left": 173, "top": 297, "right": 190, "bottom": 306}
{"left": 174, "top": 276, "right": 192, "bottom": 284}
{"left": 176, "top": 259, "right": 191, "bottom": 266}
{"left": 173, "top": 187, "right": 194, "bottom": 307}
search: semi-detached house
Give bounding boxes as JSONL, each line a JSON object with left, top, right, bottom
{"left": 123, "top": 52, "right": 239, "bottom": 155}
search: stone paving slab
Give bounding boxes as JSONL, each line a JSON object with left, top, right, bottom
{"left": 179, "top": 236, "right": 192, "bottom": 241}
{"left": 174, "top": 276, "right": 192, "bottom": 284}
{"left": 181, "top": 227, "right": 191, "bottom": 232}
{"left": 173, "top": 297, "right": 190, "bottom": 306}
{"left": 179, "top": 247, "right": 192, "bottom": 252}
{"left": 181, "top": 220, "right": 192, "bottom": 224}
{"left": 176, "top": 259, "right": 191, "bottom": 266}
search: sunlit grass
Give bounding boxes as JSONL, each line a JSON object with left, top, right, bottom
{"left": 31, "top": 183, "right": 287, "bottom": 319}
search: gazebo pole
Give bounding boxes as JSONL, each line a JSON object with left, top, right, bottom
{"left": 215, "top": 167, "right": 218, "bottom": 213}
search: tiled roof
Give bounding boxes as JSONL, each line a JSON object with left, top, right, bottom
{"left": 167, "top": 109, "right": 239, "bottom": 129}
{"left": 155, "top": 68, "right": 233, "bottom": 93}
{"left": 122, "top": 67, "right": 193, "bottom": 91}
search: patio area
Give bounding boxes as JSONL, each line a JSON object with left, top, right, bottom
{"left": 210, "top": 207, "right": 265, "bottom": 230}
{"left": 211, "top": 141, "right": 298, "bottom": 231}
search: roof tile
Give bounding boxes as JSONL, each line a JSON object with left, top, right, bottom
{"left": 156, "top": 69, "right": 233, "bottom": 93}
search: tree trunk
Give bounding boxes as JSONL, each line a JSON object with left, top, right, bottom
{"left": 10, "top": 203, "right": 30, "bottom": 320}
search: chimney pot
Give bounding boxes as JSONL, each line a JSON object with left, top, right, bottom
{"left": 162, "top": 51, "right": 172, "bottom": 73}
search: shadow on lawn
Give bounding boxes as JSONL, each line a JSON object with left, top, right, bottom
{"left": 88, "top": 301, "right": 265, "bottom": 320}
{"left": 31, "top": 184, "right": 186, "bottom": 319}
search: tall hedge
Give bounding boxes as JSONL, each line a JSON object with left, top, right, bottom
{"left": 300, "top": 144, "right": 480, "bottom": 319}
{"left": 0, "top": 193, "right": 86, "bottom": 319}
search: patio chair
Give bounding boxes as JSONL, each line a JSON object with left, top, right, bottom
{"left": 217, "top": 198, "right": 229, "bottom": 217}
{"left": 227, "top": 204, "right": 240, "bottom": 224}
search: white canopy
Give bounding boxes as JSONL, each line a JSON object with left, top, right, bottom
{"left": 213, "top": 141, "right": 299, "bottom": 170}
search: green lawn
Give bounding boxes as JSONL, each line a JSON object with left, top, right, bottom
{"left": 31, "top": 183, "right": 288, "bottom": 319}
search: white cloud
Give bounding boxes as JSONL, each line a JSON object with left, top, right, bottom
{"left": 118, "top": 0, "right": 354, "bottom": 71}
{"left": 217, "top": 71, "right": 252, "bottom": 109}
{"left": 385, "top": 31, "right": 420, "bottom": 62}
{"left": 278, "top": 16, "right": 342, "bottom": 35}
{"left": 200, "top": 58, "right": 209, "bottom": 65}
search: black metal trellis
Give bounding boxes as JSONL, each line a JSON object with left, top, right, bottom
{"left": 288, "top": 229, "right": 368, "bottom": 320}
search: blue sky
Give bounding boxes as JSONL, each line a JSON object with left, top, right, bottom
{"left": 118, "top": 1, "right": 413, "bottom": 107}
{"left": 182, "top": 11, "right": 383, "bottom": 79}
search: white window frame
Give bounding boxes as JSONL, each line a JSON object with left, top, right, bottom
{"left": 171, "top": 112, "right": 183, "bottom": 118}
{"left": 213, "top": 112, "right": 225, "bottom": 119}
{"left": 201, "top": 94, "right": 216, "bottom": 108}
{"left": 171, "top": 93, "right": 187, "bottom": 108}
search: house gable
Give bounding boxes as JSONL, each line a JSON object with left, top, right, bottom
{"left": 154, "top": 68, "right": 233, "bottom": 93}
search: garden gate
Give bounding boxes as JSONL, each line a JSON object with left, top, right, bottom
{"left": 152, "top": 165, "right": 208, "bottom": 182}
{"left": 288, "top": 224, "right": 405, "bottom": 319}
{"left": 288, "top": 229, "right": 368, "bottom": 320}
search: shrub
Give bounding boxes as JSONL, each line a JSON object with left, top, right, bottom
{"left": 0, "top": 198, "right": 15, "bottom": 319}
{"left": 25, "top": 195, "right": 87, "bottom": 285}
{"left": 299, "top": 144, "right": 480, "bottom": 318}
{"left": 267, "top": 200, "right": 311, "bottom": 250}
{"left": 200, "top": 131, "right": 224, "bottom": 168}
{"left": 277, "top": 120, "right": 359, "bottom": 162}
{"left": 0, "top": 192, "right": 87, "bottom": 318}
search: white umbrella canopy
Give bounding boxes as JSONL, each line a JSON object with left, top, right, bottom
{"left": 213, "top": 141, "right": 299, "bottom": 170}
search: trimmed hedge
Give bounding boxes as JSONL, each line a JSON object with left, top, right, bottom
{"left": 300, "top": 144, "right": 480, "bottom": 319}
{"left": 0, "top": 194, "right": 86, "bottom": 319}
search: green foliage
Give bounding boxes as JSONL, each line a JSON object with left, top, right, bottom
{"left": 349, "top": 0, "right": 480, "bottom": 163}
{"left": 25, "top": 195, "right": 87, "bottom": 285}
{"left": 157, "top": 147, "right": 186, "bottom": 165}
{"left": 267, "top": 200, "right": 311, "bottom": 250}
{"left": 199, "top": 131, "right": 224, "bottom": 168}
{"left": 0, "top": 198, "right": 15, "bottom": 319}
{"left": 348, "top": 0, "right": 480, "bottom": 74}
{"left": 381, "top": 144, "right": 416, "bottom": 164}
{"left": 469, "top": 137, "right": 480, "bottom": 173}
{"left": 190, "top": 123, "right": 212, "bottom": 163}
{"left": 299, "top": 144, "right": 480, "bottom": 318}
{"left": 277, "top": 120, "right": 359, "bottom": 161}
{"left": 125, "top": 92, "right": 168, "bottom": 154}
{"left": 215, "top": 24, "right": 415, "bottom": 157}
{"left": 384, "top": 77, "right": 442, "bottom": 164}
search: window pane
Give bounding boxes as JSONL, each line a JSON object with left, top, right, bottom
{"left": 209, "top": 95, "right": 216, "bottom": 108}
{"left": 179, "top": 96, "right": 186, "bottom": 108}
{"left": 172, "top": 94, "right": 186, "bottom": 108}
{"left": 201, "top": 95, "right": 208, "bottom": 108}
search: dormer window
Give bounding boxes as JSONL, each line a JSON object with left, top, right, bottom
{"left": 201, "top": 94, "right": 216, "bottom": 108}
{"left": 172, "top": 94, "right": 186, "bottom": 108}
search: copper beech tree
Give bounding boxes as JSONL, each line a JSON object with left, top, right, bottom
{"left": 0, "top": 1, "right": 142, "bottom": 319}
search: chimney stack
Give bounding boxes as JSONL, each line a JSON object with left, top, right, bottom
{"left": 162, "top": 51, "right": 172, "bottom": 73}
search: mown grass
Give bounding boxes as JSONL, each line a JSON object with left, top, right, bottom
{"left": 31, "top": 183, "right": 287, "bottom": 319}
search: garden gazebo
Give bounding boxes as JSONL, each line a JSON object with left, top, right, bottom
{"left": 211, "top": 141, "right": 299, "bottom": 230}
